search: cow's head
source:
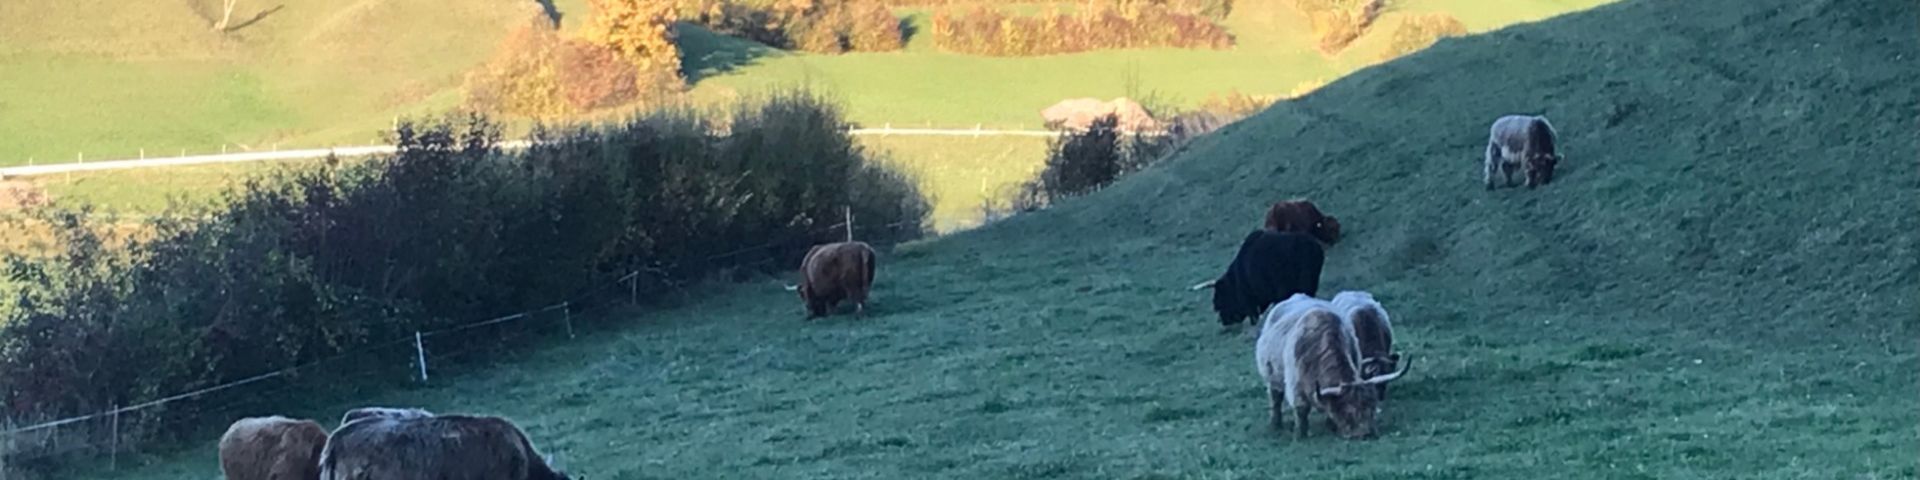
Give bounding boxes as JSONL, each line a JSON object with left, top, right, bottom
{"left": 1314, "top": 215, "right": 1342, "bottom": 245}
{"left": 1316, "top": 356, "right": 1410, "bottom": 439}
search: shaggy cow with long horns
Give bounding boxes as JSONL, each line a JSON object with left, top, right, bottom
{"left": 1255, "top": 294, "right": 1410, "bottom": 439}
{"left": 786, "top": 241, "right": 878, "bottom": 319}
{"left": 319, "top": 414, "right": 571, "bottom": 480}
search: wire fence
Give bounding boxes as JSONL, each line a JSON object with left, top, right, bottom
{"left": 0, "top": 208, "right": 924, "bottom": 477}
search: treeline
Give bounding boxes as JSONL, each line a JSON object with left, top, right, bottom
{"left": 0, "top": 92, "right": 929, "bottom": 464}
{"left": 930, "top": 0, "right": 1233, "bottom": 56}
{"left": 675, "top": 0, "right": 905, "bottom": 54}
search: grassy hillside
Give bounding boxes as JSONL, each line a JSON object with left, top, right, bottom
{"left": 74, "top": 0, "right": 1917, "bottom": 478}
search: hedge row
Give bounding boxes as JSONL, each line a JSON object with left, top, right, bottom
{"left": 679, "top": 0, "right": 905, "bottom": 54}
{"left": 930, "top": 3, "right": 1232, "bottom": 56}
{"left": 0, "top": 92, "right": 929, "bottom": 464}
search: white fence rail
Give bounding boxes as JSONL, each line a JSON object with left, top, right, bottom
{"left": 0, "top": 127, "right": 1094, "bottom": 178}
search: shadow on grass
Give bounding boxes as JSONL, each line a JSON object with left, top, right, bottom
{"left": 676, "top": 22, "right": 784, "bottom": 84}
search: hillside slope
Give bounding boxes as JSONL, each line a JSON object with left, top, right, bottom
{"left": 96, "top": 0, "right": 1916, "bottom": 478}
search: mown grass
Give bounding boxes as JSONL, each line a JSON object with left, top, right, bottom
{"left": 0, "top": 0, "right": 528, "bottom": 165}
{"left": 67, "top": 0, "right": 1917, "bottom": 478}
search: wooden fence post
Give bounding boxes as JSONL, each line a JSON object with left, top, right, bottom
{"left": 414, "top": 332, "right": 429, "bottom": 383}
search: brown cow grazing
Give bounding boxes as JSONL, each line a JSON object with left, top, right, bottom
{"left": 785, "top": 241, "right": 878, "bottom": 319}
{"left": 1484, "top": 114, "right": 1562, "bottom": 189}
{"left": 1331, "top": 291, "right": 1399, "bottom": 401}
{"left": 219, "top": 416, "right": 329, "bottom": 480}
{"left": 1255, "top": 294, "right": 1409, "bottom": 439}
{"left": 1263, "top": 199, "right": 1341, "bottom": 245}
{"left": 339, "top": 406, "right": 433, "bottom": 426}
{"left": 319, "top": 414, "right": 570, "bottom": 480}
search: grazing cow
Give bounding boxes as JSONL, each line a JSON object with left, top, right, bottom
{"left": 1254, "top": 294, "right": 1409, "bottom": 439}
{"left": 786, "top": 241, "right": 878, "bottom": 319}
{"left": 1262, "top": 199, "right": 1342, "bottom": 245}
{"left": 219, "top": 416, "right": 329, "bottom": 480}
{"left": 1190, "top": 230, "right": 1326, "bottom": 329}
{"left": 339, "top": 406, "right": 434, "bottom": 426}
{"left": 1484, "top": 114, "right": 1562, "bottom": 189}
{"left": 319, "top": 415, "right": 570, "bottom": 480}
{"left": 1331, "top": 291, "right": 1399, "bottom": 401}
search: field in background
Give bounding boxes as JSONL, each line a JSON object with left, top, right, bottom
{"left": 1, "top": 0, "right": 1611, "bottom": 165}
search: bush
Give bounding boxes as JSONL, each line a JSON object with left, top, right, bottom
{"left": 930, "top": 2, "right": 1232, "bottom": 56}
{"left": 678, "top": 0, "right": 904, "bottom": 54}
{"left": 466, "top": 14, "right": 675, "bottom": 118}
{"left": 1379, "top": 13, "right": 1467, "bottom": 61}
{"left": 0, "top": 92, "right": 928, "bottom": 469}
{"left": 1018, "top": 114, "right": 1180, "bottom": 208}
{"left": 1291, "top": 0, "right": 1383, "bottom": 53}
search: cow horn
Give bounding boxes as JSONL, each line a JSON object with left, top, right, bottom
{"left": 1317, "top": 385, "right": 1345, "bottom": 397}
{"left": 1188, "top": 279, "right": 1219, "bottom": 291}
{"left": 1361, "top": 355, "right": 1411, "bottom": 385}
{"left": 783, "top": 284, "right": 799, "bottom": 291}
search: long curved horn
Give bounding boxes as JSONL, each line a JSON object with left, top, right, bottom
{"left": 1188, "top": 279, "right": 1219, "bottom": 291}
{"left": 1361, "top": 355, "right": 1411, "bottom": 384}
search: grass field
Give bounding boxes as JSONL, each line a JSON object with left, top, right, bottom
{"left": 62, "top": 0, "right": 1918, "bottom": 478}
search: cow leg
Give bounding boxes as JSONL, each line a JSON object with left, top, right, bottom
{"left": 1268, "top": 388, "right": 1287, "bottom": 432}
{"left": 1294, "top": 405, "right": 1312, "bottom": 439}
{"left": 1483, "top": 143, "right": 1500, "bottom": 190}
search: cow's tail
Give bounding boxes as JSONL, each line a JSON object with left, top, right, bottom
{"left": 1188, "top": 279, "right": 1219, "bottom": 291}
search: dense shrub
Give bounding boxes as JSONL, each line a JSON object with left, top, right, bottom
{"left": 466, "top": 10, "right": 677, "bottom": 118}
{"left": 1379, "top": 13, "right": 1467, "bottom": 61}
{"left": 930, "top": 2, "right": 1232, "bottom": 56}
{"left": 676, "top": 0, "right": 905, "bottom": 54}
{"left": 0, "top": 92, "right": 928, "bottom": 467}
{"left": 1015, "top": 114, "right": 1179, "bottom": 209}
{"left": 1198, "top": 89, "right": 1279, "bottom": 119}
{"left": 874, "top": 0, "right": 1231, "bottom": 19}
{"left": 1290, "top": 0, "right": 1382, "bottom": 53}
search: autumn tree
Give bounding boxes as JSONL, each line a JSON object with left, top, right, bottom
{"left": 581, "top": 0, "right": 685, "bottom": 96}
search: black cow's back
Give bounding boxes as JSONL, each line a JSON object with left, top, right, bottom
{"left": 1212, "top": 230, "right": 1325, "bottom": 326}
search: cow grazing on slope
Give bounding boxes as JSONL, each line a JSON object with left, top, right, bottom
{"left": 219, "top": 416, "right": 330, "bottom": 480}
{"left": 319, "top": 414, "right": 570, "bottom": 480}
{"left": 1330, "top": 291, "right": 1399, "bottom": 401}
{"left": 339, "top": 406, "right": 434, "bottom": 426}
{"left": 1255, "top": 294, "right": 1409, "bottom": 439}
{"left": 787, "top": 241, "right": 878, "bottom": 319}
{"left": 1190, "top": 230, "right": 1326, "bottom": 329}
{"left": 1484, "top": 114, "right": 1562, "bottom": 189}
{"left": 1263, "top": 199, "right": 1342, "bottom": 245}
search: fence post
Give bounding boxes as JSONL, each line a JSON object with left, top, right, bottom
{"left": 414, "top": 332, "right": 428, "bottom": 383}
{"left": 108, "top": 405, "right": 119, "bottom": 471}
{"left": 562, "top": 303, "right": 575, "bottom": 339}
{"left": 629, "top": 272, "right": 638, "bottom": 305}
{"left": 139, "top": 149, "right": 144, "bottom": 160}
{"left": 844, "top": 206, "right": 853, "bottom": 242}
